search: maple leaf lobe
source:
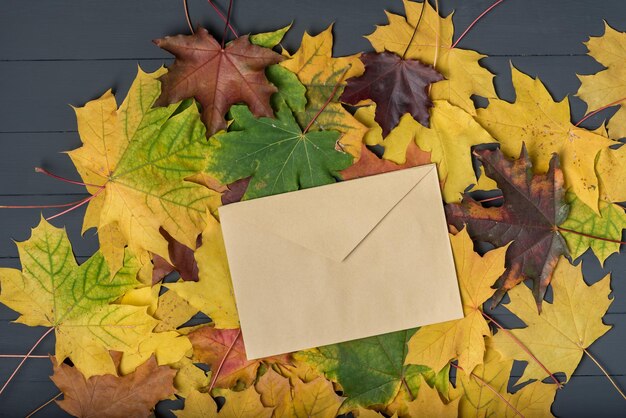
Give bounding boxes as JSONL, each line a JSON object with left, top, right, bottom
{"left": 155, "top": 28, "right": 284, "bottom": 136}
{"left": 445, "top": 145, "right": 569, "bottom": 311}
{"left": 340, "top": 52, "right": 443, "bottom": 136}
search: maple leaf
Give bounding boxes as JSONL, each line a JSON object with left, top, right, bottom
{"left": 291, "top": 377, "right": 344, "bottom": 417}
{"left": 166, "top": 214, "right": 239, "bottom": 329}
{"left": 0, "top": 218, "right": 156, "bottom": 377}
{"left": 597, "top": 145, "right": 626, "bottom": 204}
{"left": 577, "top": 22, "right": 626, "bottom": 139}
{"left": 295, "top": 328, "right": 429, "bottom": 412}
{"left": 69, "top": 67, "right": 220, "bottom": 276}
{"left": 454, "top": 346, "right": 557, "bottom": 418}
{"left": 491, "top": 259, "right": 613, "bottom": 383}
{"left": 560, "top": 192, "right": 626, "bottom": 265}
{"left": 445, "top": 145, "right": 569, "bottom": 310}
{"left": 205, "top": 102, "right": 353, "bottom": 200}
{"left": 171, "top": 357, "right": 211, "bottom": 398}
{"left": 154, "top": 28, "right": 284, "bottom": 136}
{"left": 52, "top": 355, "right": 175, "bottom": 418}
{"left": 255, "top": 368, "right": 292, "bottom": 418}
{"left": 475, "top": 66, "right": 617, "bottom": 212}
{"left": 340, "top": 52, "right": 443, "bottom": 136}
{"left": 354, "top": 101, "right": 496, "bottom": 202}
{"left": 366, "top": 0, "right": 496, "bottom": 115}
{"left": 188, "top": 326, "right": 290, "bottom": 389}
{"left": 405, "top": 382, "right": 459, "bottom": 417}
{"left": 249, "top": 24, "right": 292, "bottom": 49}
{"left": 152, "top": 228, "right": 201, "bottom": 285}
{"left": 153, "top": 289, "right": 198, "bottom": 333}
{"left": 176, "top": 386, "right": 273, "bottom": 418}
{"left": 405, "top": 228, "right": 508, "bottom": 374}
{"left": 340, "top": 141, "right": 431, "bottom": 180}
{"left": 280, "top": 25, "right": 367, "bottom": 158}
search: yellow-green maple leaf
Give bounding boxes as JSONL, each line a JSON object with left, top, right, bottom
{"left": 366, "top": 0, "right": 496, "bottom": 114}
{"left": 406, "top": 228, "right": 507, "bottom": 374}
{"left": 166, "top": 213, "right": 239, "bottom": 329}
{"left": 577, "top": 22, "right": 626, "bottom": 139}
{"left": 491, "top": 258, "right": 613, "bottom": 383}
{"left": 475, "top": 66, "right": 617, "bottom": 212}
{"left": 291, "top": 377, "right": 344, "bottom": 418}
{"left": 280, "top": 25, "right": 367, "bottom": 158}
{"left": 596, "top": 145, "right": 626, "bottom": 204}
{"left": 0, "top": 218, "right": 154, "bottom": 377}
{"left": 69, "top": 66, "right": 220, "bottom": 276}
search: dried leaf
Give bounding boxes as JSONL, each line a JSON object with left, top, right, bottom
{"left": 340, "top": 142, "right": 431, "bottom": 180}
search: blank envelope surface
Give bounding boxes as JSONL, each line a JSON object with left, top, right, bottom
{"left": 218, "top": 164, "right": 463, "bottom": 359}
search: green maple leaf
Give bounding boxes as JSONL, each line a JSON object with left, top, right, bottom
{"left": 0, "top": 218, "right": 156, "bottom": 377}
{"left": 295, "top": 329, "right": 446, "bottom": 412}
{"left": 205, "top": 69, "right": 353, "bottom": 200}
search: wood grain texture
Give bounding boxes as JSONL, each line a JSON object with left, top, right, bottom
{"left": 0, "top": 0, "right": 624, "bottom": 416}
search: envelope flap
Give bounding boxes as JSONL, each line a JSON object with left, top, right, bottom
{"left": 218, "top": 165, "right": 436, "bottom": 262}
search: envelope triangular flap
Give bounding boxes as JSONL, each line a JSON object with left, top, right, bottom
{"left": 218, "top": 164, "right": 436, "bottom": 262}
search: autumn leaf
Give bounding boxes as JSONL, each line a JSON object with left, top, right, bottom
{"left": 152, "top": 228, "right": 201, "bottom": 285}
{"left": 280, "top": 25, "right": 367, "bottom": 158}
{"left": 475, "top": 66, "right": 616, "bottom": 212}
{"left": 166, "top": 214, "right": 239, "bottom": 329}
{"left": 406, "top": 227, "right": 508, "bottom": 374}
{"left": 69, "top": 67, "right": 220, "bottom": 276}
{"left": 597, "top": 145, "right": 626, "bottom": 204}
{"left": 176, "top": 386, "right": 273, "bottom": 418}
{"left": 205, "top": 101, "right": 353, "bottom": 200}
{"left": 454, "top": 346, "right": 557, "bottom": 418}
{"left": 155, "top": 28, "right": 284, "bottom": 136}
{"left": 250, "top": 24, "right": 292, "bottom": 49}
{"left": 577, "top": 22, "right": 626, "bottom": 139}
{"left": 340, "top": 141, "right": 431, "bottom": 180}
{"left": 188, "top": 327, "right": 290, "bottom": 389}
{"left": 446, "top": 145, "right": 569, "bottom": 309}
{"left": 560, "top": 192, "right": 626, "bottom": 264}
{"left": 255, "top": 367, "right": 292, "bottom": 418}
{"left": 153, "top": 289, "right": 198, "bottom": 333}
{"left": 291, "top": 377, "right": 344, "bottom": 417}
{"left": 52, "top": 355, "right": 175, "bottom": 418}
{"left": 366, "top": 0, "right": 496, "bottom": 114}
{"left": 405, "top": 381, "right": 459, "bottom": 417}
{"left": 340, "top": 51, "right": 443, "bottom": 136}
{"left": 295, "top": 329, "right": 423, "bottom": 412}
{"left": 0, "top": 218, "right": 156, "bottom": 377}
{"left": 171, "top": 357, "right": 211, "bottom": 398}
{"left": 491, "top": 259, "right": 613, "bottom": 383}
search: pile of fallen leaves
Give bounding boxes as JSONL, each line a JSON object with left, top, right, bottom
{"left": 1, "top": 1, "right": 625, "bottom": 416}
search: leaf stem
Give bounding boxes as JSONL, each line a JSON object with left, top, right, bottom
{"left": 25, "top": 392, "right": 62, "bottom": 418}
{"left": 451, "top": 0, "right": 506, "bottom": 49}
{"left": 574, "top": 97, "right": 626, "bottom": 127}
{"left": 450, "top": 362, "right": 525, "bottom": 417}
{"left": 35, "top": 167, "right": 101, "bottom": 189}
{"left": 209, "top": 329, "right": 241, "bottom": 391}
{"left": 401, "top": 0, "right": 427, "bottom": 60}
{"left": 0, "top": 327, "right": 54, "bottom": 397}
{"left": 183, "top": 0, "right": 194, "bottom": 34}
{"left": 45, "top": 187, "right": 104, "bottom": 221}
{"left": 482, "top": 311, "right": 563, "bottom": 388}
{"left": 0, "top": 195, "right": 92, "bottom": 210}
{"left": 208, "top": 0, "right": 239, "bottom": 37}
{"left": 583, "top": 347, "right": 626, "bottom": 400}
{"left": 557, "top": 226, "right": 626, "bottom": 245}
{"left": 302, "top": 66, "right": 350, "bottom": 135}
{"left": 0, "top": 355, "right": 48, "bottom": 359}
{"left": 221, "top": 0, "right": 234, "bottom": 49}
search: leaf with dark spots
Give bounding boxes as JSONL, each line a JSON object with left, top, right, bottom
{"left": 340, "top": 51, "right": 443, "bottom": 137}
{"left": 154, "top": 28, "right": 284, "bottom": 136}
{"left": 445, "top": 145, "right": 570, "bottom": 311}
{"left": 152, "top": 228, "right": 202, "bottom": 285}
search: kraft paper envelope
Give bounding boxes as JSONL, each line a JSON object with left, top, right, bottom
{"left": 218, "top": 164, "right": 463, "bottom": 359}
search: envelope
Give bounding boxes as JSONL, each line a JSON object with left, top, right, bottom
{"left": 218, "top": 164, "right": 463, "bottom": 359}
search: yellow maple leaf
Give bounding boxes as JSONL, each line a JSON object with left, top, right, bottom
{"left": 280, "top": 25, "right": 367, "bottom": 158}
{"left": 405, "top": 382, "right": 459, "bottom": 417}
{"left": 175, "top": 386, "right": 273, "bottom": 418}
{"left": 292, "top": 377, "right": 344, "bottom": 418}
{"left": 366, "top": 0, "right": 496, "bottom": 114}
{"left": 166, "top": 213, "right": 239, "bottom": 329}
{"left": 255, "top": 368, "right": 292, "bottom": 418}
{"left": 577, "top": 22, "right": 626, "bottom": 139}
{"left": 596, "top": 145, "right": 626, "bottom": 204}
{"left": 171, "top": 357, "right": 211, "bottom": 399}
{"left": 491, "top": 258, "right": 613, "bottom": 383}
{"left": 406, "top": 227, "right": 507, "bottom": 373}
{"left": 354, "top": 101, "right": 495, "bottom": 203}
{"left": 69, "top": 66, "right": 221, "bottom": 275}
{"left": 475, "top": 66, "right": 617, "bottom": 212}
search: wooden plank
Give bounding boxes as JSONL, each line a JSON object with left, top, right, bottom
{"left": 1, "top": 0, "right": 625, "bottom": 60}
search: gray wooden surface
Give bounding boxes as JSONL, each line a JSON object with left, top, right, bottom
{"left": 0, "top": 0, "right": 624, "bottom": 416}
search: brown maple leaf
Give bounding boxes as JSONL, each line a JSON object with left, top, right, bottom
{"left": 189, "top": 326, "right": 291, "bottom": 389}
{"left": 51, "top": 354, "right": 175, "bottom": 418}
{"left": 154, "top": 28, "right": 284, "bottom": 136}
{"left": 152, "top": 228, "right": 202, "bottom": 285}
{"left": 445, "top": 145, "right": 570, "bottom": 311}
{"left": 340, "top": 52, "right": 443, "bottom": 137}
{"left": 340, "top": 141, "right": 431, "bottom": 180}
